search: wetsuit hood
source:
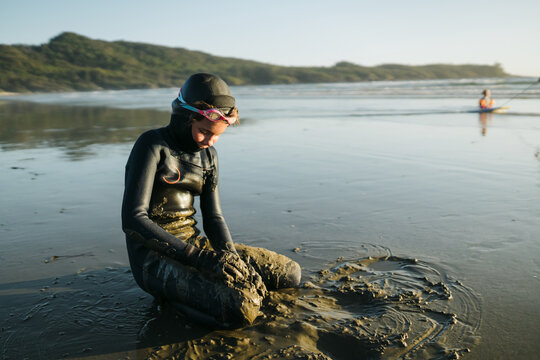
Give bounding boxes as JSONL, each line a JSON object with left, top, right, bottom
{"left": 168, "top": 113, "right": 202, "bottom": 153}
{"left": 172, "top": 73, "right": 235, "bottom": 114}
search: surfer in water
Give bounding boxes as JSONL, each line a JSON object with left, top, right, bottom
{"left": 479, "top": 89, "right": 494, "bottom": 109}
{"left": 121, "top": 73, "right": 301, "bottom": 328}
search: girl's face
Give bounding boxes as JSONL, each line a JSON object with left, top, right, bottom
{"left": 191, "top": 118, "right": 229, "bottom": 149}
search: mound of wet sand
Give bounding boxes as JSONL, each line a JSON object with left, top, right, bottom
{"left": 143, "top": 254, "right": 481, "bottom": 359}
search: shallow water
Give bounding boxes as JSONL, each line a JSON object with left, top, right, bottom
{"left": 1, "top": 78, "right": 539, "bottom": 359}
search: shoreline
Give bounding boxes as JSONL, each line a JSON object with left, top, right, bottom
{"left": 1, "top": 75, "right": 534, "bottom": 97}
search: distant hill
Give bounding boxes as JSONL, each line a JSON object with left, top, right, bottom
{"left": 0, "top": 32, "right": 509, "bottom": 92}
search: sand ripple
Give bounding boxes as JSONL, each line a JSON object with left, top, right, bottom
{"left": 143, "top": 247, "right": 481, "bottom": 359}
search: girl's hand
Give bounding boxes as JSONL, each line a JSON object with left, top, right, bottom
{"left": 196, "top": 250, "right": 250, "bottom": 282}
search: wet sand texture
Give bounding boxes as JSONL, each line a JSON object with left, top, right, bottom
{"left": 0, "top": 251, "right": 480, "bottom": 359}
{"left": 141, "top": 253, "right": 480, "bottom": 359}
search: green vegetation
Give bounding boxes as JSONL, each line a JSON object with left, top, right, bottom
{"left": 0, "top": 32, "right": 509, "bottom": 93}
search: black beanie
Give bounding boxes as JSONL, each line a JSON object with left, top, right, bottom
{"left": 172, "top": 73, "right": 235, "bottom": 114}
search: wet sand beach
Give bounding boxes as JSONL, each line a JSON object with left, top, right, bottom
{"left": 1, "top": 78, "right": 539, "bottom": 359}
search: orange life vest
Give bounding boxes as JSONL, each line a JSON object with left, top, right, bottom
{"left": 479, "top": 97, "right": 494, "bottom": 109}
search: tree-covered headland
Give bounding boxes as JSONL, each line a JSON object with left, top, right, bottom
{"left": 0, "top": 32, "right": 508, "bottom": 93}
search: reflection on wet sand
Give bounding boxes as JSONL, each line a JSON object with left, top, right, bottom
{"left": 478, "top": 112, "right": 493, "bottom": 136}
{"left": 0, "top": 101, "right": 169, "bottom": 159}
{"left": 0, "top": 244, "right": 480, "bottom": 359}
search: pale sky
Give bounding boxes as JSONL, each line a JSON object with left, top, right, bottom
{"left": 1, "top": 0, "right": 539, "bottom": 76}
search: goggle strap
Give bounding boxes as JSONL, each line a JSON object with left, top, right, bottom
{"left": 177, "top": 92, "right": 236, "bottom": 125}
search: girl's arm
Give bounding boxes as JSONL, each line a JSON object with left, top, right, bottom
{"left": 200, "top": 148, "right": 236, "bottom": 253}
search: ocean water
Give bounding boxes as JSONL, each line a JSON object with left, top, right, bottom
{"left": 0, "top": 77, "right": 539, "bottom": 359}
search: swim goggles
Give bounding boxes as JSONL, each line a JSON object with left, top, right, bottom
{"left": 177, "top": 91, "right": 238, "bottom": 125}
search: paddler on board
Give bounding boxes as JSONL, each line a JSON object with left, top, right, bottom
{"left": 479, "top": 89, "right": 494, "bottom": 110}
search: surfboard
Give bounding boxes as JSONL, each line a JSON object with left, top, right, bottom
{"left": 477, "top": 106, "right": 510, "bottom": 114}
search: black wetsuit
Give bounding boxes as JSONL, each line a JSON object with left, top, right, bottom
{"left": 122, "top": 113, "right": 301, "bottom": 326}
{"left": 122, "top": 114, "right": 234, "bottom": 269}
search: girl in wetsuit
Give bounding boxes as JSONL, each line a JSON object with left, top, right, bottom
{"left": 121, "top": 73, "right": 301, "bottom": 327}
